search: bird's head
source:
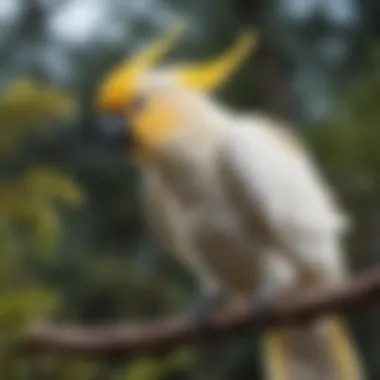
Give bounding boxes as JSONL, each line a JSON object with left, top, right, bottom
{"left": 96, "top": 22, "right": 258, "bottom": 160}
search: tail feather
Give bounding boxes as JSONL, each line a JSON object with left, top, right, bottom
{"left": 262, "top": 330, "right": 292, "bottom": 380}
{"left": 261, "top": 316, "right": 364, "bottom": 380}
{"left": 326, "top": 316, "right": 364, "bottom": 380}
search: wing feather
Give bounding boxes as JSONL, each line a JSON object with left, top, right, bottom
{"left": 219, "top": 115, "right": 349, "bottom": 281}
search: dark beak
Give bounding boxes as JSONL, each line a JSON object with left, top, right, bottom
{"left": 97, "top": 114, "right": 133, "bottom": 150}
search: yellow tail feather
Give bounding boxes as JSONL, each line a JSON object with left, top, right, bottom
{"left": 262, "top": 329, "right": 292, "bottom": 380}
{"left": 261, "top": 317, "right": 363, "bottom": 380}
{"left": 326, "top": 316, "right": 364, "bottom": 380}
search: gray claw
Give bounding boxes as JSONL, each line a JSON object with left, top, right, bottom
{"left": 188, "top": 293, "right": 224, "bottom": 334}
{"left": 248, "top": 284, "right": 279, "bottom": 318}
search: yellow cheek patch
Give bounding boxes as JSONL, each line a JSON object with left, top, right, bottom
{"left": 130, "top": 98, "right": 178, "bottom": 156}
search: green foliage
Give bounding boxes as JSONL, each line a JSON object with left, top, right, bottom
{"left": 125, "top": 350, "right": 196, "bottom": 380}
{"left": 0, "top": 78, "right": 75, "bottom": 156}
{"left": 306, "top": 47, "right": 380, "bottom": 193}
{"left": 1, "top": 166, "right": 84, "bottom": 255}
{"left": 0, "top": 78, "right": 83, "bottom": 379}
{"left": 305, "top": 44, "right": 380, "bottom": 272}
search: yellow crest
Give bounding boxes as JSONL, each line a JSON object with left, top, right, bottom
{"left": 176, "top": 30, "right": 258, "bottom": 92}
{"left": 97, "top": 21, "right": 186, "bottom": 112}
{"left": 97, "top": 23, "right": 259, "bottom": 112}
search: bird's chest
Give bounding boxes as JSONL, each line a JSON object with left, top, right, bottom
{"left": 189, "top": 195, "right": 262, "bottom": 295}
{"left": 145, "top": 159, "right": 261, "bottom": 295}
{"left": 160, "top": 159, "right": 246, "bottom": 247}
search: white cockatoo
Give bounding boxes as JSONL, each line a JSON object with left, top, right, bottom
{"left": 96, "top": 23, "right": 364, "bottom": 380}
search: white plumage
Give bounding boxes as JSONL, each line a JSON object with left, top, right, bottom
{"left": 96, "top": 24, "right": 364, "bottom": 379}
{"left": 137, "top": 81, "right": 362, "bottom": 379}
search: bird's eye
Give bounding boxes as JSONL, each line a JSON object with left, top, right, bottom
{"left": 130, "top": 96, "right": 147, "bottom": 113}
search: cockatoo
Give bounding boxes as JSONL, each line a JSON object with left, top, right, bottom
{"left": 96, "top": 23, "right": 364, "bottom": 380}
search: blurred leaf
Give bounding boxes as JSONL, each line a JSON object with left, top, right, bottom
{"left": 59, "top": 359, "right": 99, "bottom": 380}
{"left": 23, "top": 166, "right": 85, "bottom": 207}
{"left": 125, "top": 350, "right": 196, "bottom": 380}
{"left": 0, "top": 77, "right": 76, "bottom": 156}
{"left": 0, "top": 288, "right": 59, "bottom": 322}
{"left": 125, "top": 358, "right": 163, "bottom": 380}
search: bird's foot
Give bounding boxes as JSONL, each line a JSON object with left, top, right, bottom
{"left": 248, "top": 283, "right": 280, "bottom": 320}
{"left": 188, "top": 293, "right": 225, "bottom": 336}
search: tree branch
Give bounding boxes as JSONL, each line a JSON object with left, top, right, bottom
{"left": 23, "top": 268, "right": 380, "bottom": 359}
